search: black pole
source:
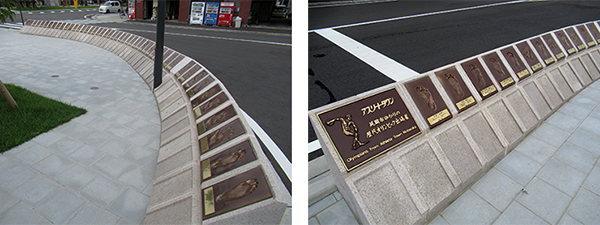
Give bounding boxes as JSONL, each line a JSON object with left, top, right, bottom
{"left": 153, "top": 0, "right": 165, "bottom": 89}
{"left": 17, "top": 0, "right": 24, "bottom": 26}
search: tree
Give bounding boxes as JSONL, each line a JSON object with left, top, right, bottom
{"left": 0, "top": 0, "right": 16, "bottom": 23}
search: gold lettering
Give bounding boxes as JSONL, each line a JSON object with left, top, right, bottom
{"left": 532, "top": 63, "right": 543, "bottom": 71}
{"left": 568, "top": 48, "right": 576, "bottom": 54}
{"left": 481, "top": 85, "right": 497, "bottom": 97}
{"left": 544, "top": 57, "right": 555, "bottom": 64}
{"left": 517, "top": 69, "right": 530, "bottom": 78}
{"left": 346, "top": 150, "right": 370, "bottom": 162}
{"left": 500, "top": 77, "right": 514, "bottom": 87}
{"left": 427, "top": 109, "right": 450, "bottom": 125}
{"left": 361, "top": 97, "right": 394, "bottom": 116}
{"left": 456, "top": 96, "right": 475, "bottom": 110}
{"left": 588, "top": 41, "right": 596, "bottom": 47}
{"left": 556, "top": 52, "right": 565, "bottom": 59}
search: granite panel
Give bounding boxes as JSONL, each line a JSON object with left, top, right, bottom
{"left": 506, "top": 90, "right": 538, "bottom": 131}
{"left": 463, "top": 112, "right": 505, "bottom": 161}
{"left": 434, "top": 126, "right": 482, "bottom": 183}
{"left": 559, "top": 64, "right": 583, "bottom": 92}
{"left": 523, "top": 82, "right": 551, "bottom": 118}
{"left": 145, "top": 197, "right": 192, "bottom": 225}
{"left": 548, "top": 68, "right": 574, "bottom": 100}
{"left": 570, "top": 58, "right": 593, "bottom": 86}
{"left": 536, "top": 74, "right": 563, "bottom": 109}
{"left": 487, "top": 100, "right": 523, "bottom": 145}
{"left": 581, "top": 54, "right": 600, "bottom": 80}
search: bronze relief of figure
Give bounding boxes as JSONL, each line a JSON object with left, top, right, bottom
{"left": 211, "top": 149, "right": 246, "bottom": 170}
{"left": 580, "top": 27, "right": 591, "bottom": 40}
{"left": 558, "top": 33, "right": 571, "bottom": 47}
{"left": 522, "top": 46, "right": 534, "bottom": 60}
{"left": 416, "top": 86, "right": 437, "bottom": 111}
{"left": 546, "top": 38, "right": 558, "bottom": 49}
{"left": 489, "top": 57, "right": 507, "bottom": 77}
{"left": 201, "top": 96, "right": 224, "bottom": 113}
{"left": 206, "top": 110, "right": 232, "bottom": 128}
{"left": 535, "top": 42, "right": 549, "bottom": 57}
{"left": 506, "top": 52, "right": 522, "bottom": 67}
{"left": 215, "top": 179, "right": 258, "bottom": 203}
{"left": 445, "top": 73, "right": 464, "bottom": 97}
{"left": 469, "top": 64, "right": 486, "bottom": 86}
{"left": 209, "top": 126, "right": 235, "bottom": 145}
{"left": 569, "top": 31, "right": 580, "bottom": 42}
{"left": 326, "top": 114, "right": 369, "bottom": 150}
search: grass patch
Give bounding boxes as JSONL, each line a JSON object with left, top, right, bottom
{"left": 19, "top": 5, "right": 99, "bottom": 11}
{"left": 0, "top": 83, "right": 86, "bottom": 153}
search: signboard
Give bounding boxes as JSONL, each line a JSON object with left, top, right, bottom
{"left": 555, "top": 30, "right": 576, "bottom": 55}
{"left": 317, "top": 88, "right": 421, "bottom": 171}
{"left": 190, "top": 2, "right": 206, "bottom": 25}
{"left": 531, "top": 37, "right": 555, "bottom": 66}
{"left": 461, "top": 58, "right": 498, "bottom": 100}
{"left": 405, "top": 77, "right": 453, "bottom": 128}
{"left": 482, "top": 52, "right": 515, "bottom": 89}
{"left": 516, "top": 41, "right": 543, "bottom": 73}
{"left": 501, "top": 46, "right": 530, "bottom": 80}
{"left": 435, "top": 66, "right": 477, "bottom": 112}
{"left": 542, "top": 33, "right": 565, "bottom": 61}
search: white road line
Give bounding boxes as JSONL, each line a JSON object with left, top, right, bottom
{"left": 241, "top": 110, "right": 292, "bottom": 181}
{"left": 308, "top": 140, "right": 321, "bottom": 153}
{"left": 120, "top": 28, "right": 291, "bottom": 47}
{"left": 315, "top": 28, "right": 419, "bottom": 81}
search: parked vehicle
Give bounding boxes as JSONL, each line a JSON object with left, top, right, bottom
{"left": 271, "top": 6, "right": 290, "bottom": 19}
{"left": 99, "top": 1, "right": 121, "bottom": 13}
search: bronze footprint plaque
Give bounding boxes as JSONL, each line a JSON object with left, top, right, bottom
{"left": 197, "top": 105, "right": 237, "bottom": 136}
{"left": 179, "top": 65, "right": 202, "bottom": 84}
{"left": 531, "top": 37, "right": 555, "bottom": 66}
{"left": 201, "top": 140, "right": 257, "bottom": 181}
{"left": 187, "top": 75, "right": 215, "bottom": 97}
{"left": 200, "top": 119, "right": 246, "bottom": 154}
{"left": 587, "top": 22, "right": 600, "bottom": 43}
{"left": 555, "top": 30, "right": 577, "bottom": 55}
{"left": 183, "top": 70, "right": 209, "bottom": 89}
{"left": 576, "top": 25, "right": 596, "bottom": 48}
{"left": 542, "top": 34, "right": 565, "bottom": 61}
{"left": 405, "top": 77, "right": 453, "bottom": 129}
{"left": 483, "top": 52, "right": 515, "bottom": 89}
{"left": 501, "top": 46, "right": 530, "bottom": 80}
{"left": 192, "top": 85, "right": 222, "bottom": 108}
{"left": 317, "top": 88, "right": 421, "bottom": 171}
{"left": 566, "top": 27, "right": 586, "bottom": 51}
{"left": 435, "top": 66, "right": 476, "bottom": 112}
{"left": 461, "top": 59, "right": 497, "bottom": 100}
{"left": 516, "top": 41, "right": 543, "bottom": 73}
{"left": 202, "top": 166, "right": 272, "bottom": 219}
{"left": 195, "top": 92, "right": 229, "bottom": 119}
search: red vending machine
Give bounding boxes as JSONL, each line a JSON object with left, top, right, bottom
{"left": 217, "top": 2, "right": 235, "bottom": 26}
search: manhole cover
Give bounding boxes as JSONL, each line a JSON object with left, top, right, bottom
{"left": 51, "top": 75, "right": 59, "bottom": 78}
{"left": 90, "top": 87, "right": 99, "bottom": 90}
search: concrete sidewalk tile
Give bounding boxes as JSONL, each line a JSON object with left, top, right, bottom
{"left": 566, "top": 188, "right": 600, "bottom": 224}
{"left": 115, "top": 105, "right": 138, "bottom": 115}
{"left": 429, "top": 216, "right": 450, "bottom": 225}
{"left": 308, "top": 194, "right": 336, "bottom": 218}
{"left": 315, "top": 200, "right": 359, "bottom": 225}
{"left": 12, "top": 174, "right": 59, "bottom": 206}
{"left": 583, "top": 166, "right": 600, "bottom": 196}
{"left": 142, "top": 177, "right": 155, "bottom": 196}
{"left": 80, "top": 130, "right": 111, "bottom": 147}
{"left": 107, "top": 124, "right": 135, "bottom": 138}
{"left": 545, "top": 111, "right": 582, "bottom": 133}
{"left": 0, "top": 202, "right": 50, "bottom": 224}
{"left": 531, "top": 123, "right": 571, "bottom": 148}
{"left": 492, "top": 201, "right": 549, "bottom": 225}
{"left": 67, "top": 203, "right": 120, "bottom": 225}
{"left": 115, "top": 114, "right": 137, "bottom": 126}
{"left": 579, "top": 86, "right": 600, "bottom": 102}
{"left": 568, "top": 95, "right": 600, "bottom": 110}
{"left": 471, "top": 168, "right": 523, "bottom": 211}
{"left": 3, "top": 141, "right": 35, "bottom": 156}
{"left": 0, "top": 189, "right": 19, "bottom": 216}
{"left": 117, "top": 218, "right": 136, "bottom": 224}
{"left": 100, "top": 138, "right": 132, "bottom": 157}
{"left": 441, "top": 190, "right": 500, "bottom": 225}
{"left": 589, "top": 106, "right": 600, "bottom": 120}
{"left": 122, "top": 146, "right": 155, "bottom": 167}
{"left": 116, "top": 164, "right": 154, "bottom": 192}
{"left": 92, "top": 154, "right": 129, "bottom": 178}
{"left": 554, "top": 142, "right": 598, "bottom": 173}
{"left": 13, "top": 143, "right": 54, "bottom": 166}
{"left": 0, "top": 163, "right": 39, "bottom": 191}
{"left": 558, "top": 214, "right": 583, "bottom": 225}
{"left": 514, "top": 136, "right": 558, "bottom": 164}
{"left": 516, "top": 178, "right": 571, "bottom": 224}
{"left": 55, "top": 164, "right": 98, "bottom": 191}
{"left": 31, "top": 131, "right": 67, "bottom": 147}
{"left": 567, "top": 129, "right": 600, "bottom": 155}
{"left": 536, "top": 159, "right": 586, "bottom": 197}
{"left": 34, "top": 188, "right": 86, "bottom": 224}
{"left": 145, "top": 154, "right": 158, "bottom": 171}
{"left": 32, "top": 154, "right": 75, "bottom": 177}
{"left": 0, "top": 155, "right": 17, "bottom": 173}
{"left": 60, "top": 121, "right": 92, "bottom": 139}
{"left": 579, "top": 116, "right": 600, "bottom": 136}
{"left": 107, "top": 188, "right": 150, "bottom": 224}
{"left": 308, "top": 217, "right": 319, "bottom": 225}
{"left": 127, "top": 131, "right": 154, "bottom": 148}
{"left": 49, "top": 136, "right": 85, "bottom": 156}
{"left": 80, "top": 175, "right": 124, "bottom": 207}
{"left": 130, "top": 119, "right": 155, "bottom": 132}
{"left": 69, "top": 145, "right": 105, "bottom": 166}
{"left": 87, "top": 117, "right": 116, "bottom": 131}
{"left": 495, "top": 151, "right": 543, "bottom": 186}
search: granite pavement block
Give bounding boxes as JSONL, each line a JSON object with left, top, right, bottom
{"left": 487, "top": 100, "right": 523, "bottom": 145}
{"left": 531, "top": 123, "right": 571, "bottom": 148}
{"left": 316, "top": 200, "right": 360, "bottom": 225}
{"left": 80, "top": 175, "right": 124, "bottom": 207}
{"left": 309, "top": 194, "right": 336, "bottom": 218}
{"left": 107, "top": 188, "right": 150, "bottom": 224}
{"left": 116, "top": 164, "right": 154, "bottom": 192}
{"left": 566, "top": 188, "right": 600, "bottom": 224}
{"left": 434, "top": 126, "right": 482, "bottom": 183}
{"left": 67, "top": 203, "right": 120, "bottom": 225}
{"left": 161, "top": 117, "right": 190, "bottom": 143}
{"left": 122, "top": 146, "right": 156, "bottom": 167}
{"left": 145, "top": 197, "right": 192, "bottom": 225}
{"left": 127, "top": 131, "right": 155, "bottom": 148}
{"left": 514, "top": 136, "right": 557, "bottom": 164}
{"left": 428, "top": 216, "right": 450, "bottom": 225}
{"left": 554, "top": 142, "right": 598, "bottom": 173}
{"left": 353, "top": 163, "right": 420, "bottom": 224}
{"left": 55, "top": 164, "right": 98, "bottom": 191}
{"left": 12, "top": 174, "right": 60, "bottom": 206}
{"left": 30, "top": 131, "right": 66, "bottom": 147}
{"left": 440, "top": 190, "right": 500, "bottom": 225}
{"left": 0, "top": 155, "right": 17, "bottom": 174}
{"left": 588, "top": 104, "right": 600, "bottom": 119}
{"left": 13, "top": 143, "right": 54, "bottom": 166}
{"left": 557, "top": 101, "right": 592, "bottom": 120}
{"left": 471, "top": 168, "right": 523, "bottom": 211}
{"left": 582, "top": 166, "right": 600, "bottom": 196}
{"left": 107, "top": 125, "right": 135, "bottom": 139}
{"left": 155, "top": 146, "right": 192, "bottom": 177}
{"left": 567, "top": 128, "right": 600, "bottom": 155}
{"left": 0, "top": 202, "right": 50, "bottom": 224}
{"left": 309, "top": 217, "right": 319, "bottom": 225}
{"left": 536, "top": 158, "right": 586, "bottom": 197}
{"left": 545, "top": 111, "right": 583, "bottom": 133}
{"left": 558, "top": 214, "right": 583, "bottom": 225}
{"left": 100, "top": 138, "right": 132, "bottom": 157}
{"left": 34, "top": 188, "right": 86, "bottom": 224}
{"left": 495, "top": 151, "right": 542, "bottom": 186}
{"left": 92, "top": 154, "right": 130, "bottom": 178}
{"left": 80, "top": 130, "right": 111, "bottom": 147}
{"left": 579, "top": 116, "right": 600, "bottom": 136}
{"left": 69, "top": 145, "right": 105, "bottom": 166}
{"left": 463, "top": 112, "right": 505, "bottom": 162}
{"left": 516, "top": 178, "right": 572, "bottom": 224}
{"left": 507, "top": 90, "right": 538, "bottom": 131}
{"left": 60, "top": 123, "right": 92, "bottom": 139}
{"left": 0, "top": 163, "right": 39, "bottom": 191}
{"left": 0, "top": 189, "right": 19, "bottom": 216}
{"left": 523, "top": 82, "right": 551, "bottom": 118}
{"left": 492, "top": 201, "right": 549, "bottom": 225}
{"left": 32, "top": 154, "right": 75, "bottom": 177}
{"left": 49, "top": 136, "right": 85, "bottom": 156}
{"left": 148, "top": 169, "right": 192, "bottom": 207}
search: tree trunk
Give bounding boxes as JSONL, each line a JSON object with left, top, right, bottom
{"left": 0, "top": 79, "right": 18, "bottom": 108}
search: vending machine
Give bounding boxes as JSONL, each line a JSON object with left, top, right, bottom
{"left": 128, "top": 0, "right": 135, "bottom": 19}
{"left": 189, "top": 2, "right": 205, "bottom": 25}
{"left": 204, "top": 2, "right": 220, "bottom": 25}
{"left": 217, "top": 2, "right": 235, "bottom": 26}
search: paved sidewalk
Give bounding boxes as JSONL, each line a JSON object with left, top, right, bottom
{"left": 0, "top": 29, "right": 160, "bottom": 224}
{"left": 309, "top": 79, "right": 600, "bottom": 225}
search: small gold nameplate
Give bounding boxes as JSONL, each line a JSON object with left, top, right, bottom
{"left": 578, "top": 44, "right": 586, "bottom": 50}
{"left": 195, "top": 108, "right": 202, "bottom": 118}
{"left": 187, "top": 90, "right": 195, "bottom": 96}
{"left": 544, "top": 58, "right": 555, "bottom": 64}
{"left": 568, "top": 48, "right": 576, "bottom": 54}
{"left": 201, "top": 159, "right": 211, "bottom": 179}
{"left": 178, "top": 76, "right": 185, "bottom": 82}
{"left": 456, "top": 96, "right": 475, "bottom": 110}
{"left": 517, "top": 69, "right": 530, "bottom": 78}
{"left": 532, "top": 63, "right": 542, "bottom": 71}
{"left": 556, "top": 52, "right": 565, "bottom": 59}
{"left": 183, "top": 83, "right": 190, "bottom": 89}
{"left": 588, "top": 41, "right": 596, "bottom": 47}
{"left": 204, "top": 187, "right": 215, "bottom": 215}
{"left": 197, "top": 122, "right": 206, "bottom": 134}
{"left": 500, "top": 77, "right": 514, "bottom": 87}
{"left": 481, "top": 85, "right": 497, "bottom": 97}
{"left": 200, "top": 137, "right": 209, "bottom": 153}
{"left": 427, "top": 109, "right": 450, "bottom": 126}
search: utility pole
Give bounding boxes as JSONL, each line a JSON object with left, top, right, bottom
{"left": 153, "top": 0, "right": 165, "bottom": 89}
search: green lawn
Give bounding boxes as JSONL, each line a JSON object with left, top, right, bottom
{"left": 18, "top": 5, "right": 99, "bottom": 11}
{"left": 0, "top": 83, "right": 86, "bottom": 153}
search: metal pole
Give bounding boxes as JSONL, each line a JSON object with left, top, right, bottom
{"left": 153, "top": 0, "right": 165, "bottom": 88}
{"left": 17, "top": 0, "right": 24, "bottom": 26}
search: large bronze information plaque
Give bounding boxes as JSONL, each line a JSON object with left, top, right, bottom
{"left": 531, "top": 37, "right": 555, "bottom": 66}
{"left": 542, "top": 34, "right": 565, "bottom": 61}
{"left": 202, "top": 166, "right": 272, "bottom": 219}
{"left": 555, "top": 30, "right": 577, "bottom": 55}
{"left": 566, "top": 27, "right": 586, "bottom": 51}
{"left": 201, "top": 140, "right": 257, "bottom": 181}
{"left": 586, "top": 23, "right": 600, "bottom": 43}
{"left": 501, "top": 46, "right": 531, "bottom": 80}
{"left": 576, "top": 25, "right": 596, "bottom": 48}
{"left": 405, "top": 77, "right": 453, "bottom": 128}
{"left": 317, "top": 88, "right": 421, "bottom": 171}
{"left": 516, "top": 41, "right": 543, "bottom": 73}
{"left": 461, "top": 59, "right": 498, "bottom": 100}
{"left": 434, "top": 67, "right": 477, "bottom": 112}
{"left": 482, "top": 52, "right": 515, "bottom": 89}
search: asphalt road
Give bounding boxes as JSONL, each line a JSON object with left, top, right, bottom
{"left": 308, "top": 0, "right": 600, "bottom": 156}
